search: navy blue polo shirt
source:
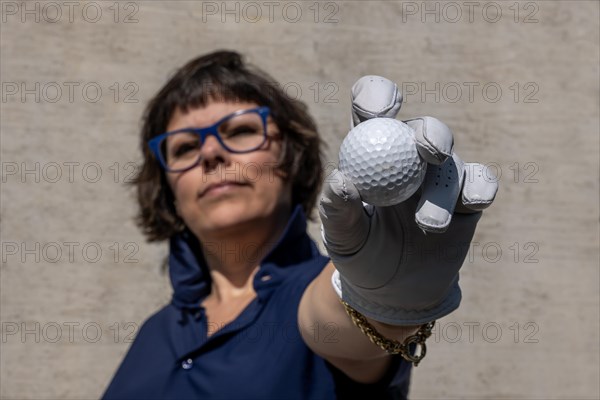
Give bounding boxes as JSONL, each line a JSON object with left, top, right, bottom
{"left": 103, "top": 205, "right": 412, "bottom": 399}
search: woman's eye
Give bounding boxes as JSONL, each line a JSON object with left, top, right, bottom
{"left": 227, "top": 125, "right": 258, "bottom": 136}
{"left": 173, "top": 142, "right": 198, "bottom": 157}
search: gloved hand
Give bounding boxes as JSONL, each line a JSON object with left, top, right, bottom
{"left": 319, "top": 75, "right": 498, "bottom": 326}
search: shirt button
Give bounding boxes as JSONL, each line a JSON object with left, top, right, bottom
{"left": 182, "top": 358, "right": 193, "bottom": 370}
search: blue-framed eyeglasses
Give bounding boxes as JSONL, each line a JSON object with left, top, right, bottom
{"left": 149, "top": 106, "right": 271, "bottom": 172}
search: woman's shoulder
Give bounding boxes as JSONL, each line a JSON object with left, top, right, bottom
{"left": 276, "top": 252, "right": 330, "bottom": 291}
{"left": 255, "top": 251, "right": 330, "bottom": 317}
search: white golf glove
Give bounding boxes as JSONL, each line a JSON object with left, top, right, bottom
{"left": 319, "top": 76, "right": 498, "bottom": 325}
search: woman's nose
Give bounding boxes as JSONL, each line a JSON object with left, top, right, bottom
{"left": 199, "top": 134, "right": 229, "bottom": 169}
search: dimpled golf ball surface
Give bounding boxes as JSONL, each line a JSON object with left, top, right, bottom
{"left": 339, "top": 118, "right": 426, "bottom": 206}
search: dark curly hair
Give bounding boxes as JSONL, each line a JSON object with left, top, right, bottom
{"left": 131, "top": 50, "right": 325, "bottom": 242}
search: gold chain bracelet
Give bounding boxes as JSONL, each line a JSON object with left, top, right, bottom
{"left": 340, "top": 299, "right": 435, "bottom": 367}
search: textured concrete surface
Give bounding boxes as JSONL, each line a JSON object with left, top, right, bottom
{"left": 1, "top": 1, "right": 598, "bottom": 399}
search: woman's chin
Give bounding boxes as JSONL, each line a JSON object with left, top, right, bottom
{"left": 190, "top": 205, "right": 257, "bottom": 236}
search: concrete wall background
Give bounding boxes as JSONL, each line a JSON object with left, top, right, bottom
{"left": 1, "top": 1, "right": 598, "bottom": 398}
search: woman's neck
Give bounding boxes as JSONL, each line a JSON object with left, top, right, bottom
{"left": 197, "top": 205, "right": 291, "bottom": 303}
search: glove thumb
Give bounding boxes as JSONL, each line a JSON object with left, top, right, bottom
{"left": 318, "top": 168, "right": 371, "bottom": 255}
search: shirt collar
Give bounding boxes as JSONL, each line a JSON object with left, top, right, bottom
{"left": 169, "top": 204, "right": 320, "bottom": 311}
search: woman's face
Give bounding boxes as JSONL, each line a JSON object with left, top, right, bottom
{"left": 165, "top": 100, "right": 292, "bottom": 241}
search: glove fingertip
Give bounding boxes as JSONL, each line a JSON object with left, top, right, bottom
{"left": 407, "top": 117, "right": 454, "bottom": 165}
{"left": 461, "top": 163, "right": 499, "bottom": 211}
{"left": 323, "top": 168, "right": 362, "bottom": 204}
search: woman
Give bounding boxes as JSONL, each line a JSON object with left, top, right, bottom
{"left": 103, "top": 50, "right": 496, "bottom": 399}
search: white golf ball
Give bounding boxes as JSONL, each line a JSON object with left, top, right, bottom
{"left": 339, "top": 118, "right": 426, "bottom": 206}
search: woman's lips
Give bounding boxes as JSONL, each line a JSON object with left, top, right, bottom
{"left": 199, "top": 182, "right": 247, "bottom": 198}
